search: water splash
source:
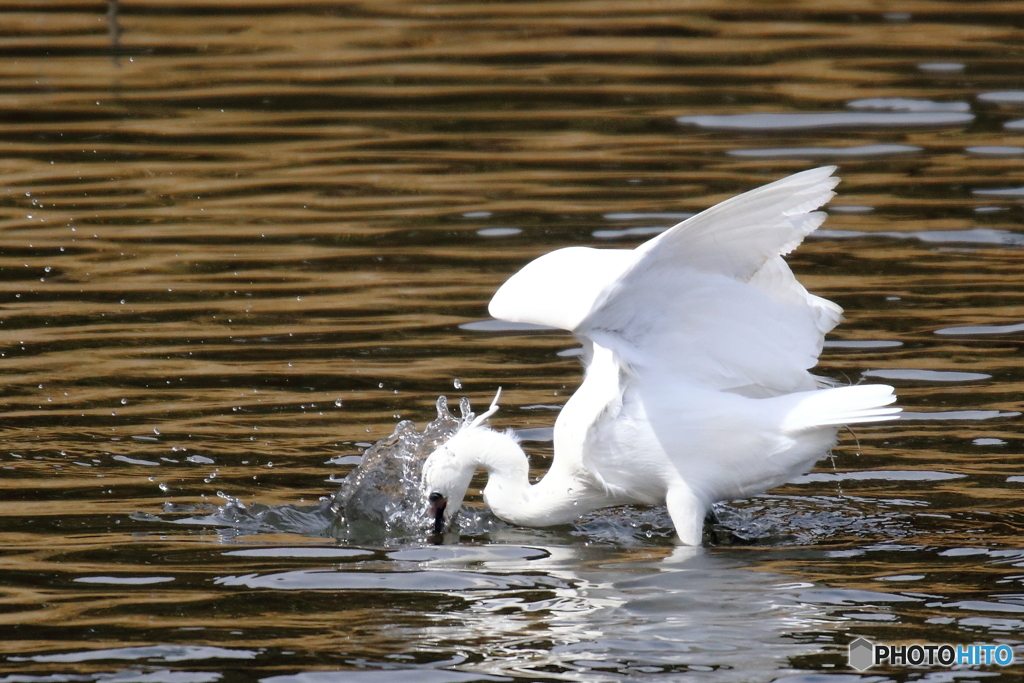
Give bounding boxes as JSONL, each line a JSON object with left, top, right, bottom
{"left": 142, "top": 396, "right": 501, "bottom": 543}
{"left": 325, "top": 395, "right": 471, "bottom": 541}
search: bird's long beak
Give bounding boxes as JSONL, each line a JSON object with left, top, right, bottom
{"left": 428, "top": 492, "right": 447, "bottom": 535}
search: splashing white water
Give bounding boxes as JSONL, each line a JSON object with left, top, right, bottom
{"left": 327, "top": 395, "right": 472, "bottom": 539}
{"left": 139, "top": 396, "right": 504, "bottom": 543}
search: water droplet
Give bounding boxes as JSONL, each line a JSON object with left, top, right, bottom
{"left": 453, "top": 379, "right": 462, "bottom": 389}
{"left": 334, "top": 399, "right": 343, "bottom": 407}
{"left": 120, "top": 398, "right": 128, "bottom": 405}
{"left": 158, "top": 482, "right": 170, "bottom": 492}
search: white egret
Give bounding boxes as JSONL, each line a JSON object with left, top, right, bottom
{"left": 423, "top": 166, "right": 899, "bottom": 544}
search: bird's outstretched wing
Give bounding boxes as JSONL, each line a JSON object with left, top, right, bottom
{"left": 579, "top": 166, "right": 840, "bottom": 396}
{"left": 488, "top": 246, "right": 636, "bottom": 332}
{"left": 490, "top": 166, "right": 842, "bottom": 396}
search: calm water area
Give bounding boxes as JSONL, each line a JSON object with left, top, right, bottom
{"left": 2, "top": 1, "right": 1024, "bottom": 681}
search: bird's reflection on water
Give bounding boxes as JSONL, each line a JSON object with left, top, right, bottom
{"left": 212, "top": 541, "right": 893, "bottom": 682}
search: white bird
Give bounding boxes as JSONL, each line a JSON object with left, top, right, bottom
{"left": 422, "top": 166, "right": 900, "bottom": 544}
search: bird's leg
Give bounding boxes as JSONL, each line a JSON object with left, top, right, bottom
{"left": 666, "top": 483, "right": 705, "bottom": 546}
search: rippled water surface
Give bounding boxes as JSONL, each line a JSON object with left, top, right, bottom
{"left": 3, "top": 1, "right": 1024, "bottom": 681}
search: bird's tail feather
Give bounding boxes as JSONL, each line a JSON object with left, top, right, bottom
{"left": 782, "top": 384, "right": 900, "bottom": 432}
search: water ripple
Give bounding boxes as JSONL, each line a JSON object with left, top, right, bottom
{"left": 677, "top": 112, "right": 975, "bottom": 130}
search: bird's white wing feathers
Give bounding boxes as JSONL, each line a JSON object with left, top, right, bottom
{"left": 584, "top": 270, "right": 824, "bottom": 396}
{"left": 575, "top": 166, "right": 842, "bottom": 396}
{"left": 490, "top": 166, "right": 840, "bottom": 341}
{"left": 633, "top": 166, "right": 839, "bottom": 279}
{"left": 748, "top": 255, "right": 843, "bottom": 339}
{"left": 487, "top": 167, "right": 845, "bottom": 482}
{"left": 489, "top": 246, "right": 636, "bottom": 331}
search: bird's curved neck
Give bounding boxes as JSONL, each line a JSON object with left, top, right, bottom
{"left": 465, "top": 429, "right": 605, "bottom": 527}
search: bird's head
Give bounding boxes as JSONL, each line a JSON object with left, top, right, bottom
{"left": 422, "top": 389, "right": 502, "bottom": 535}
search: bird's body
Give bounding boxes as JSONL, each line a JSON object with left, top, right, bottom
{"left": 423, "top": 167, "right": 899, "bottom": 544}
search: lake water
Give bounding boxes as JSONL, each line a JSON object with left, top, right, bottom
{"left": 2, "top": 2, "right": 1024, "bottom": 681}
